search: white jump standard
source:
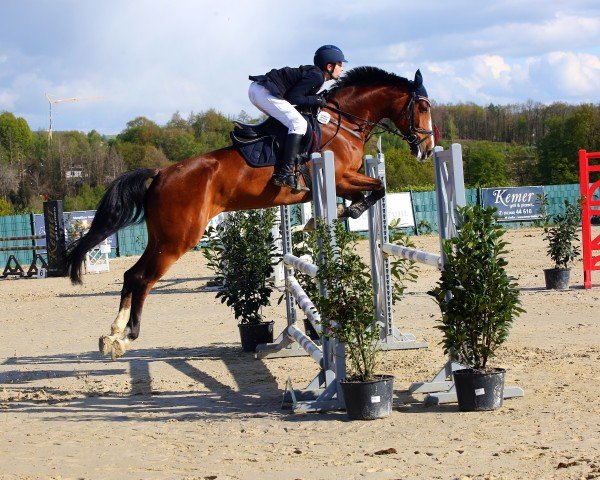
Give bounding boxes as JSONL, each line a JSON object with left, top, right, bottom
{"left": 256, "top": 151, "right": 346, "bottom": 413}
{"left": 366, "top": 143, "right": 523, "bottom": 405}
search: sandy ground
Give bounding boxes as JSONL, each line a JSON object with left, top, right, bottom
{"left": 0, "top": 227, "right": 599, "bottom": 480}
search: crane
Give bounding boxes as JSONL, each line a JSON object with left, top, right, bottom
{"left": 45, "top": 93, "right": 102, "bottom": 140}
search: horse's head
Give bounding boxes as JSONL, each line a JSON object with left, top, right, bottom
{"left": 391, "top": 70, "right": 435, "bottom": 161}
{"left": 326, "top": 67, "right": 436, "bottom": 160}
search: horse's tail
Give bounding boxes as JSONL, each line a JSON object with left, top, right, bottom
{"left": 65, "top": 168, "right": 159, "bottom": 285}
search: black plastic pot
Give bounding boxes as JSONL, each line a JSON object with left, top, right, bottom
{"left": 238, "top": 321, "right": 274, "bottom": 352}
{"left": 544, "top": 268, "right": 571, "bottom": 290}
{"left": 340, "top": 375, "right": 394, "bottom": 420}
{"left": 453, "top": 368, "right": 505, "bottom": 411}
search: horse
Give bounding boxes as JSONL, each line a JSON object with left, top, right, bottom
{"left": 65, "top": 66, "right": 435, "bottom": 359}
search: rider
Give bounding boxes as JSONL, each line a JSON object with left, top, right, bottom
{"left": 248, "top": 45, "right": 347, "bottom": 190}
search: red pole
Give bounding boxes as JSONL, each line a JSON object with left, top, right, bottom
{"left": 579, "top": 149, "right": 600, "bottom": 288}
{"left": 580, "top": 149, "right": 592, "bottom": 288}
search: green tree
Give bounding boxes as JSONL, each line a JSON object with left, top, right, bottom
{"left": 160, "top": 129, "right": 202, "bottom": 162}
{"left": 463, "top": 141, "right": 508, "bottom": 187}
{"left": 538, "top": 105, "right": 600, "bottom": 184}
{"left": 63, "top": 184, "right": 107, "bottom": 211}
{"left": 117, "top": 116, "right": 162, "bottom": 146}
{"left": 0, "top": 197, "right": 13, "bottom": 215}
{"left": 191, "top": 109, "right": 233, "bottom": 152}
{"left": 0, "top": 112, "right": 33, "bottom": 163}
{"left": 383, "top": 146, "right": 435, "bottom": 191}
{"left": 117, "top": 142, "right": 170, "bottom": 170}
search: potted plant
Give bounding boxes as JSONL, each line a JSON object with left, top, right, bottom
{"left": 543, "top": 199, "right": 581, "bottom": 290}
{"left": 311, "top": 219, "right": 393, "bottom": 420}
{"left": 202, "top": 208, "right": 279, "bottom": 352}
{"left": 428, "top": 205, "right": 524, "bottom": 411}
{"left": 295, "top": 218, "right": 418, "bottom": 342}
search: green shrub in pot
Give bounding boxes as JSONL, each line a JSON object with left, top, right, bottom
{"left": 428, "top": 205, "right": 525, "bottom": 411}
{"left": 542, "top": 199, "right": 581, "bottom": 289}
{"left": 202, "top": 208, "right": 278, "bottom": 351}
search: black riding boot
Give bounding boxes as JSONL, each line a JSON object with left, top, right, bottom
{"left": 272, "top": 133, "right": 309, "bottom": 192}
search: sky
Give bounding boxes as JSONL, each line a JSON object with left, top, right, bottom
{"left": 1, "top": 0, "right": 599, "bottom": 135}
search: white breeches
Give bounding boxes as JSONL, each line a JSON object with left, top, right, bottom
{"left": 248, "top": 82, "right": 307, "bottom": 135}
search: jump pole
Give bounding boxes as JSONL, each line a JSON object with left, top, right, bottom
{"left": 364, "top": 143, "right": 467, "bottom": 350}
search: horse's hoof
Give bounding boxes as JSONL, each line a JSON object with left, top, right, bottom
{"left": 99, "top": 336, "right": 113, "bottom": 356}
{"left": 341, "top": 206, "right": 363, "bottom": 219}
{"left": 111, "top": 338, "right": 127, "bottom": 360}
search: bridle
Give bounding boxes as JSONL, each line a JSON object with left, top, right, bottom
{"left": 322, "top": 90, "right": 434, "bottom": 148}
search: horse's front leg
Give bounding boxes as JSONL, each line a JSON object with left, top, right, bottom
{"left": 336, "top": 172, "right": 385, "bottom": 219}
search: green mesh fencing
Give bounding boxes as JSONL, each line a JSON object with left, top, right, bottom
{"left": 116, "top": 222, "right": 149, "bottom": 256}
{"left": 0, "top": 183, "right": 587, "bottom": 261}
{"left": 0, "top": 214, "right": 38, "bottom": 270}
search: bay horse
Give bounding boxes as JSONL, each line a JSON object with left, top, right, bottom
{"left": 65, "top": 66, "right": 435, "bottom": 359}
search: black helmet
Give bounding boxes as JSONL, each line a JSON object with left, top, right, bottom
{"left": 314, "top": 45, "right": 347, "bottom": 70}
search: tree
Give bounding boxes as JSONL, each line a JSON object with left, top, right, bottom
{"left": 463, "top": 141, "right": 508, "bottom": 187}
{"left": 383, "top": 146, "right": 435, "bottom": 191}
{"left": 117, "top": 116, "right": 162, "bottom": 146}
{"left": 117, "top": 143, "right": 170, "bottom": 170}
{"left": 538, "top": 105, "right": 600, "bottom": 184}
{"left": 160, "top": 129, "right": 202, "bottom": 162}
{"left": 0, "top": 111, "right": 33, "bottom": 163}
{"left": 190, "top": 109, "right": 233, "bottom": 152}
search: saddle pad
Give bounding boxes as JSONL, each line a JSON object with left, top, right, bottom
{"left": 230, "top": 133, "right": 277, "bottom": 168}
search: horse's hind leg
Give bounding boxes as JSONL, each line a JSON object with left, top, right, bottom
{"left": 99, "top": 290, "right": 133, "bottom": 355}
{"left": 100, "top": 246, "right": 182, "bottom": 359}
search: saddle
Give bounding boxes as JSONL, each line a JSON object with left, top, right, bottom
{"left": 230, "top": 114, "right": 321, "bottom": 168}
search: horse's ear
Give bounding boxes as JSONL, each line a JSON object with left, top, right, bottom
{"left": 414, "top": 69, "right": 423, "bottom": 86}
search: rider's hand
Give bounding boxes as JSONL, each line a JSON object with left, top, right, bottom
{"left": 315, "top": 95, "right": 327, "bottom": 107}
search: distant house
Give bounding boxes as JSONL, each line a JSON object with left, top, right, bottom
{"left": 65, "top": 169, "right": 84, "bottom": 179}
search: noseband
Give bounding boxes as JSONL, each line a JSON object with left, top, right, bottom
{"left": 323, "top": 91, "right": 434, "bottom": 147}
{"left": 396, "top": 92, "right": 434, "bottom": 147}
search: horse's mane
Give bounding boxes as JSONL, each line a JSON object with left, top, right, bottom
{"left": 330, "top": 66, "right": 412, "bottom": 93}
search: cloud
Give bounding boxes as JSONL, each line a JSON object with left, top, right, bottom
{"left": 421, "top": 50, "right": 600, "bottom": 105}
{"left": 529, "top": 52, "right": 600, "bottom": 99}
{"left": 1, "top": 0, "right": 600, "bottom": 133}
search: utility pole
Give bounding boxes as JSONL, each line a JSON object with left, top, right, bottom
{"left": 45, "top": 94, "right": 102, "bottom": 140}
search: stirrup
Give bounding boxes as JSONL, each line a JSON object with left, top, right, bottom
{"left": 272, "top": 174, "right": 309, "bottom": 193}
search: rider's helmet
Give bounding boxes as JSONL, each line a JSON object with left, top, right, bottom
{"left": 314, "top": 45, "right": 347, "bottom": 70}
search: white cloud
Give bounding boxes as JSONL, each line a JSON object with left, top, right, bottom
{"left": 529, "top": 52, "right": 600, "bottom": 99}
{"left": 420, "top": 50, "right": 600, "bottom": 105}
{"left": 0, "top": 91, "right": 17, "bottom": 109}
{"left": 1, "top": 0, "right": 600, "bottom": 133}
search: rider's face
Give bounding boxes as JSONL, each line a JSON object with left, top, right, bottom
{"left": 327, "top": 62, "right": 344, "bottom": 80}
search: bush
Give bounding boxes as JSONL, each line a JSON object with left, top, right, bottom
{"left": 428, "top": 205, "right": 524, "bottom": 370}
{"left": 203, "top": 209, "right": 278, "bottom": 325}
{"left": 543, "top": 199, "right": 581, "bottom": 269}
{"left": 312, "top": 220, "right": 379, "bottom": 381}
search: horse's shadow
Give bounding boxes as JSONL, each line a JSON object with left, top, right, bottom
{"left": 57, "top": 276, "right": 220, "bottom": 298}
{"left": 0, "top": 344, "right": 286, "bottom": 422}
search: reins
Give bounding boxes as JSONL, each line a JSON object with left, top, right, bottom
{"left": 322, "top": 91, "right": 434, "bottom": 147}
